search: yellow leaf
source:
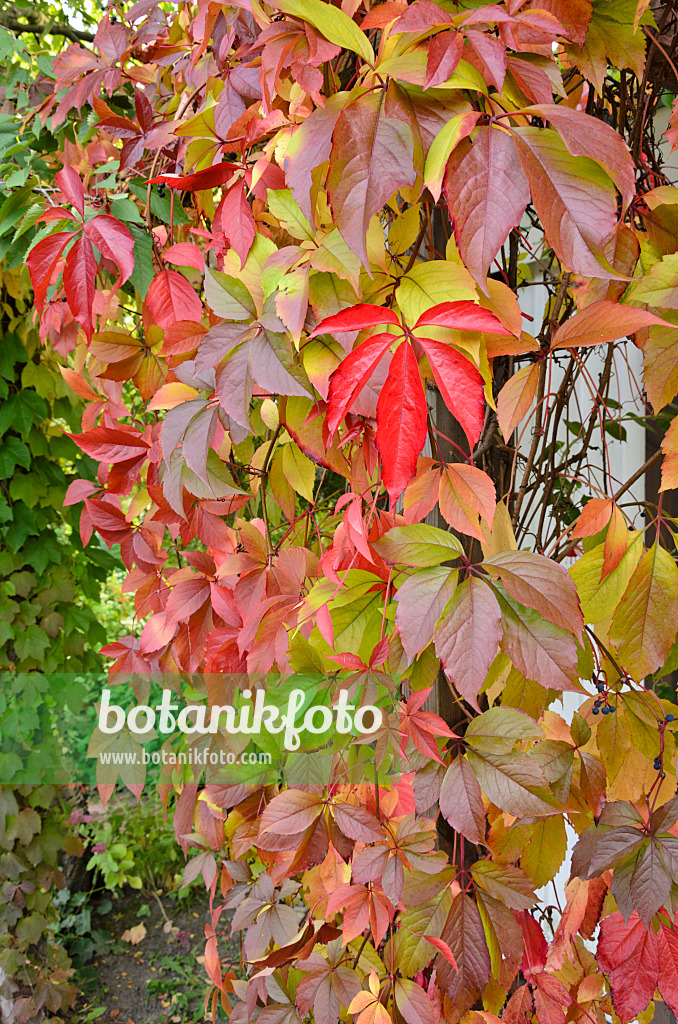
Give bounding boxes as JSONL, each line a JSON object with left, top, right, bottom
{"left": 282, "top": 441, "right": 316, "bottom": 502}
{"left": 609, "top": 542, "right": 678, "bottom": 679}
{"left": 568, "top": 532, "right": 643, "bottom": 625}
{"left": 396, "top": 260, "right": 476, "bottom": 327}
{"left": 661, "top": 415, "right": 678, "bottom": 491}
{"left": 121, "top": 923, "right": 147, "bottom": 945}
{"left": 148, "top": 382, "right": 199, "bottom": 410}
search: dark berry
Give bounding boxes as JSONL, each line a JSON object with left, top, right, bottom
{"left": 157, "top": 184, "right": 166, "bottom": 198}
{"left": 592, "top": 707, "right": 600, "bottom": 715}
{"left": 602, "top": 706, "right": 610, "bottom": 715}
{"left": 597, "top": 682, "right": 605, "bottom": 692}
{"left": 609, "top": 705, "right": 616, "bottom": 713}
{"left": 668, "top": 715, "right": 675, "bottom": 723}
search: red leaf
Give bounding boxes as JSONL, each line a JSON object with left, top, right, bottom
{"left": 517, "top": 911, "right": 548, "bottom": 977}
{"left": 163, "top": 242, "right": 205, "bottom": 272}
{"left": 396, "top": 0, "right": 454, "bottom": 31}
{"left": 395, "top": 566, "right": 456, "bottom": 660}
{"left": 84, "top": 215, "right": 135, "bottom": 283}
{"left": 444, "top": 127, "right": 530, "bottom": 287}
{"left": 326, "top": 332, "right": 395, "bottom": 434}
{"left": 598, "top": 911, "right": 658, "bottom": 1024}
{"left": 145, "top": 270, "right": 202, "bottom": 329}
{"left": 327, "top": 84, "right": 417, "bottom": 267}
{"left": 27, "top": 231, "right": 77, "bottom": 312}
{"left": 68, "top": 426, "right": 150, "bottom": 462}
{"left": 148, "top": 162, "right": 237, "bottom": 190}
{"left": 526, "top": 103, "right": 635, "bottom": 211}
{"left": 466, "top": 30, "right": 507, "bottom": 93}
{"left": 415, "top": 300, "right": 510, "bottom": 334}
{"left": 63, "top": 235, "right": 97, "bottom": 340}
{"left": 134, "top": 87, "right": 154, "bottom": 133}
{"left": 395, "top": 978, "right": 437, "bottom": 1024}
{"left": 56, "top": 165, "right": 85, "bottom": 217}
{"left": 425, "top": 31, "right": 463, "bottom": 89}
{"left": 439, "top": 755, "right": 486, "bottom": 845}
{"left": 552, "top": 299, "right": 673, "bottom": 349}
{"left": 331, "top": 802, "right": 383, "bottom": 842}
{"left": 435, "top": 894, "right": 490, "bottom": 1015}
{"left": 416, "top": 336, "right": 485, "bottom": 450}
{"left": 434, "top": 577, "right": 502, "bottom": 711}
{"left": 376, "top": 342, "right": 428, "bottom": 503}
{"left": 658, "top": 924, "right": 678, "bottom": 1017}
{"left": 311, "top": 303, "right": 400, "bottom": 337}
{"left": 220, "top": 180, "right": 256, "bottom": 267}
{"left": 259, "top": 790, "right": 324, "bottom": 836}
{"left": 424, "top": 934, "right": 457, "bottom": 969}
{"left": 362, "top": 1, "right": 407, "bottom": 28}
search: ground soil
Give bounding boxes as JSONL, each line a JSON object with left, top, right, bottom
{"left": 68, "top": 888, "right": 239, "bottom": 1024}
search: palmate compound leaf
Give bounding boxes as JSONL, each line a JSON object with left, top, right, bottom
{"left": 197, "top": 323, "right": 311, "bottom": 430}
{"left": 433, "top": 576, "right": 502, "bottom": 711}
{"left": 443, "top": 126, "right": 531, "bottom": 288}
{"left": 609, "top": 541, "right": 678, "bottom": 679}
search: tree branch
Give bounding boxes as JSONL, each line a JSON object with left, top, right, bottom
{"left": 0, "top": 5, "right": 94, "bottom": 43}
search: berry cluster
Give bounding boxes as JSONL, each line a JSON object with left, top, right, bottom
{"left": 591, "top": 682, "right": 616, "bottom": 716}
{"left": 157, "top": 183, "right": 166, "bottom": 198}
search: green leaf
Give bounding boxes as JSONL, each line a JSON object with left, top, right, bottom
{"left": 424, "top": 111, "right": 480, "bottom": 202}
{"left": 275, "top": 0, "right": 374, "bottom": 62}
{"left": 569, "top": 531, "right": 644, "bottom": 624}
{"left": 373, "top": 524, "right": 463, "bottom": 567}
{"left": 268, "top": 188, "right": 314, "bottom": 241}
{"left": 110, "top": 197, "right": 144, "bottom": 225}
{"left": 128, "top": 224, "right": 154, "bottom": 299}
{"left": 204, "top": 269, "right": 257, "bottom": 321}
{"left": 0, "top": 390, "right": 47, "bottom": 437}
{"left": 520, "top": 815, "right": 568, "bottom": 887}
{"left": 14, "top": 625, "right": 50, "bottom": 661}
{"left": 282, "top": 441, "right": 316, "bottom": 501}
{"left": 0, "top": 436, "right": 30, "bottom": 478}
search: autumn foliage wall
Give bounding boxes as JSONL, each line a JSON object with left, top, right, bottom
{"left": 13, "top": 0, "right": 678, "bottom": 1020}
